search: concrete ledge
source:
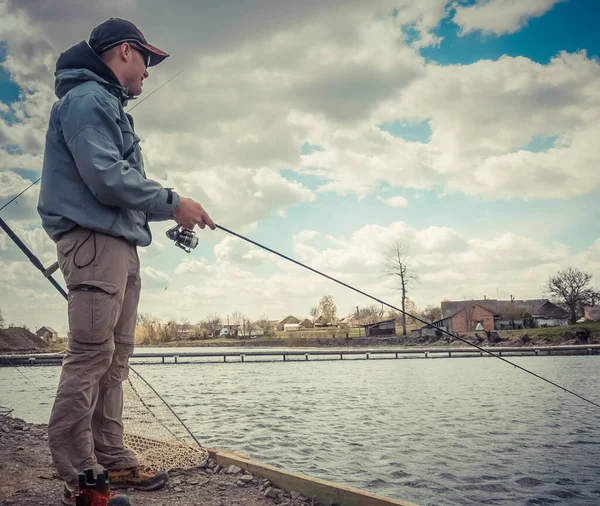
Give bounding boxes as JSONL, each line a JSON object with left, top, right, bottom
{"left": 209, "top": 449, "right": 419, "bottom": 506}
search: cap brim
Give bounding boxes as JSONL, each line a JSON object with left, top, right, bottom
{"left": 142, "top": 43, "right": 169, "bottom": 67}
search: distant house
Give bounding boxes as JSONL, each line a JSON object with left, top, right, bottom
{"left": 411, "top": 315, "right": 453, "bottom": 339}
{"left": 300, "top": 319, "right": 314, "bottom": 329}
{"left": 531, "top": 301, "right": 569, "bottom": 327}
{"left": 276, "top": 316, "right": 300, "bottom": 331}
{"left": 363, "top": 319, "right": 396, "bottom": 337}
{"left": 438, "top": 299, "right": 569, "bottom": 333}
{"left": 339, "top": 315, "right": 362, "bottom": 327}
{"left": 35, "top": 326, "right": 58, "bottom": 342}
{"left": 220, "top": 324, "right": 240, "bottom": 337}
{"left": 584, "top": 306, "right": 600, "bottom": 322}
{"left": 313, "top": 315, "right": 328, "bottom": 327}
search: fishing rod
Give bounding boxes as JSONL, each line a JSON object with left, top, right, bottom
{"left": 167, "top": 224, "right": 600, "bottom": 410}
{"left": 0, "top": 216, "right": 67, "bottom": 299}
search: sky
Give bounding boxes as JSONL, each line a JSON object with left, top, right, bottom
{"left": 0, "top": 0, "right": 599, "bottom": 335}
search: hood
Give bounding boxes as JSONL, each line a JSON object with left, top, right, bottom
{"left": 54, "top": 41, "right": 129, "bottom": 104}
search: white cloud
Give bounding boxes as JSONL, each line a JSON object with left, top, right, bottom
{"left": 140, "top": 267, "right": 172, "bottom": 288}
{"left": 305, "top": 51, "right": 600, "bottom": 199}
{"left": 293, "top": 231, "right": 319, "bottom": 244}
{"left": 175, "top": 257, "right": 215, "bottom": 276}
{"left": 213, "top": 236, "right": 271, "bottom": 267}
{"left": 380, "top": 196, "right": 408, "bottom": 207}
{"left": 453, "top": 0, "right": 565, "bottom": 36}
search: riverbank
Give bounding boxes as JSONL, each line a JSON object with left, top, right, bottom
{"left": 3, "top": 322, "right": 599, "bottom": 355}
{"left": 134, "top": 322, "right": 600, "bottom": 350}
{"left": 0, "top": 414, "right": 319, "bottom": 506}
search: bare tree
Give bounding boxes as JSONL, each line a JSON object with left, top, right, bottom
{"left": 317, "top": 296, "right": 337, "bottom": 324}
{"left": 0, "top": 308, "right": 4, "bottom": 329}
{"left": 231, "top": 310, "right": 247, "bottom": 337}
{"left": 382, "top": 242, "right": 418, "bottom": 336}
{"left": 309, "top": 306, "right": 318, "bottom": 320}
{"left": 357, "top": 305, "right": 381, "bottom": 325}
{"left": 583, "top": 288, "right": 600, "bottom": 307}
{"left": 204, "top": 314, "right": 222, "bottom": 337}
{"left": 546, "top": 267, "right": 593, "bottom": 324}
{"left": 255, "top": 316, "right": 275, "bottom": 337}
{"left": 421, "top": 305, "right": 442, "bottom": 323}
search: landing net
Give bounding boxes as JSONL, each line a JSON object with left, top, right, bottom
{"left": 122, "top": 367, "right": 209, "bottom": 473}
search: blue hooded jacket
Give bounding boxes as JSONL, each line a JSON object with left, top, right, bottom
{"left": 38, "top": 41, "right": 179, "bottom": 246}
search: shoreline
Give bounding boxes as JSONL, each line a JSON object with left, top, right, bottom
{"left": 2, "top": 321, "right": 599, "bottom": 356}
{"left": 0, "top": 414, "right": 414, "bottom": 506}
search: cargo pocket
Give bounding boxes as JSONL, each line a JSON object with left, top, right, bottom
{"left": 67, "top": 281, "right": 120, "bottom": 345}
{"left": 56, "top": 234, "right": 80, "bottom": 274}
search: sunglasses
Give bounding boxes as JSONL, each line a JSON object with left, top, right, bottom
{"left": 129, "top": 43, "right": 151, "bottom": 68}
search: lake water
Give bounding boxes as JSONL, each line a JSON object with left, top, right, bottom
{"left": 1, "top": 354, "right": 599, "bottom": 505}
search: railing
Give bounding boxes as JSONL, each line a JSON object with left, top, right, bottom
{"left": 1, "top": 344, "right": 599, "bottom": 367}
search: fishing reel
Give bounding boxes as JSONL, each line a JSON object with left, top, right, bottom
{"left": 166, "top": 225, "right": 198, "bottom": 253}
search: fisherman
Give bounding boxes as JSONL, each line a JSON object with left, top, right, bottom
{"left": 37, "top": 18, "right": 215, "bottom": 505}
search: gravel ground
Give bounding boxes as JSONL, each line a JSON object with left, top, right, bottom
{"left": 0, "top": 415, "right": 319, "bottom": 506}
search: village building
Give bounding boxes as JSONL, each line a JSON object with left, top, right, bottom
{"left": 413, "top": 298, "right": 569, "bottom": 337}
{"left": 363, "top": 319, "right": 396, "bottom": 337}
{"left": 35, "top": 326, "right": 58, "bottom": 342}
{"left": 275, "top": 315, "right": 300, "bottom": 331}
{"left": 584, "top": 306, "right": 600, "bottom": 322}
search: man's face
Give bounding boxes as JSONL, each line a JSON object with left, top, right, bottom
{"left": 124, "top": 43, "right": 149, "bottom": 97}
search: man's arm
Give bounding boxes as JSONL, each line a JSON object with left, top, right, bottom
{"left": 60, "top": 92, "right": 178, "bottom": 216}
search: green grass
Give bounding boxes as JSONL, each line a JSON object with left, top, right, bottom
{"left": 460, "top": 322, "right": 600, "bottom": 344}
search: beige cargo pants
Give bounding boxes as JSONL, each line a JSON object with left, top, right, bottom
{"left": 48, "top": 227, "right": 140, "bottom": 486}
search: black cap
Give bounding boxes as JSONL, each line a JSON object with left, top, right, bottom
{"left": 89, "top": 18, "right": 169, "bottom": 67}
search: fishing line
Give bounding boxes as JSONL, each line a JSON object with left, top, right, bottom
{"left": 126, "top": 69, "right": 184, "bottom": 112}
{"left": 215, "top": 224, "right": 600, "bottom": 410}
{"left": 0, "top": 178, "right": 41, "bottom": 212}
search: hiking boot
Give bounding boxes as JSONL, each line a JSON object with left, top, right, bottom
{"left": 109, "top": 467, "right": 169, "bottom": 491}
{"left": 61, "top": 484, "right": 129, "bottom": 506}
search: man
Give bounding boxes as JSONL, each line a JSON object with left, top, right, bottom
{"left": 37, "top": 18, "right": 215, "bottom": 505}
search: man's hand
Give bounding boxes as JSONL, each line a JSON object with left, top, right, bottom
{"left": 173, "top": 197, "right": 216, "bottom": 230}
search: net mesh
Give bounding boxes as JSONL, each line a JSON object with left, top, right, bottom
{"left": 122, "top": 368, "right": 209, "bottom": 472}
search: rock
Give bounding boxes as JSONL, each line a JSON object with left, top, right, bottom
{"left": 264, "top": 486, "right": 279, "bottom": 499}
{"left": 2, "top": 500, "right": 16, "bottom": 505}
{"left": 214, "top": 464, "right": 222, "bottom": 474}
{"left": 173, "top": 487, "right": 184, "bottom": 493}
{"left": 206, "top": 468, "right": 214, "bottom": 474}
{"left": 127, "top": 488, "right": 135, "bottom": 494}
{"left": 235, "top": 474, "right": 254, "bottom": 486}
{"left": 198, "top": 460, "right": 208, "bottom": 468}
{"left": 290, "top": 491, "right": 301, "bottom": 500}
{"left": 224, "top": 464, "right": 243, "bottom": 474}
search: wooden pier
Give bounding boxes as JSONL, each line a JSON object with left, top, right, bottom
{"left": 1, "top": 344, "right": 599, "bottom": 367}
